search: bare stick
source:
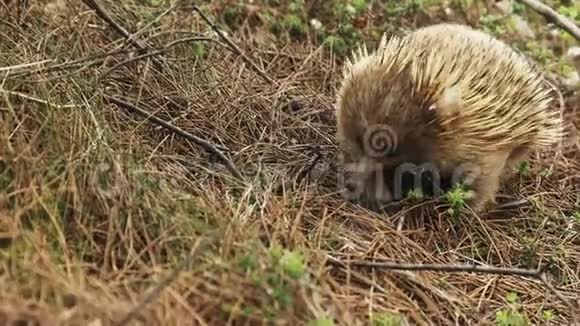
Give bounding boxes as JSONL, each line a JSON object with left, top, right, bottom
{"left": 99, "top": 37, "right": 222, "bottom": 80}
{"left": 99, "top": 49, "right": 167, "bottom": 80}
{"left": 0, "top": 89, "right": 81, "bottom": 109}
{"left": 516, "top": 0, "right": 580, "bottom": 41}
{"left": 191, "top": 6, "right": 276, "bottom": 85}
{"left": 80, "top": 0, "right": 166, "bottom": 70}
{"left": 327, "top": 255, "right": 578, "bottom": 324}
{"left": 127, "top": 2, "right": 180, "bottom": 43}
{"left": 3, "top": 47, "right": 134, "bottom": 79}
{"left": 326, "top": 255, "right": 546, "bottom": 277}
{"left": 6, "top": 37, "right": 225, "bottom": 82}
{"left": 540, "top": 274, "right": 579, "bottom": 326}
{"left": 273, "top": 148, "right": 322, "bottom": 193}
{"left": 104, "top": 95, "right": 244, "bottom": 182}
{"left": 0, "top": 59, "right": 53, "bottom": 72}
{"left": 296, "top": 149, "right": 323, "bottom": 183}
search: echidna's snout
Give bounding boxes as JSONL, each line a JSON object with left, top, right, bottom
{"left": 338, "top": 123, "right": 402, "bottom": 210}
{"left": 339, "top": 155, "right": 394, "bottom": 211}
{"left": 338, "top": 121, "right": 450, "bottom": 210}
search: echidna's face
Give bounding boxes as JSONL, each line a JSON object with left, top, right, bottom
{"left": 338, "top": 123, "right": 436, "bottom": 211}
{"left": 336, "top": 87, "right": 441, "bottom": 211}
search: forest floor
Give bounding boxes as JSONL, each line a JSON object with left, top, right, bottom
{"left": 0, "top": 0, "right": 579, "bottom": 325}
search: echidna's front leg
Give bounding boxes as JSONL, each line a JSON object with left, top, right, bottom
{"left": 501, "top": 145, "right": 532, "bottom": 182}
{"left": 454, "top": 152, "right": 511, "bottom": 212}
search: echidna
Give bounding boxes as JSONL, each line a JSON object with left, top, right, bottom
{"left": 335, "top": 23, "right": 564, "bottom": 212}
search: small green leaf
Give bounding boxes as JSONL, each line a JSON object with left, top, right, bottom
{"left": 372, "top": 312, "right": 403, "bottom": 326}
{"left": 542, "top": 309, "right": 555, "bottom": 321}
{"left": 518, "top": 161, "right": 529, "bottom": 176}
{"left": 272, "top": 284, "right": 292, "bottom": 306}
{"left": 351, "top": 0, "right": 368, "bottom": 13}
{"left": 324, "top": 36, "right": 348, "bottom": 56}
{"left": 269, "top": 244, "right": 284, "bottom": 262}
{"left": 279, "top": 250, "right": 305, "bottom": 279}
{"left": 506, "top": 292, "right": 519, "bottom": 304}
{"left": 308, "top": 316, "right": 334, "bottom": 326}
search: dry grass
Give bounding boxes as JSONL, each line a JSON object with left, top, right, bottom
{"left": 0, "top": 0, "right": 579, "bottom": 325}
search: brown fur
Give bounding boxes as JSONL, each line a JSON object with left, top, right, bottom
{"left": 335, "top": 23, "right": 564, "bottom": 213}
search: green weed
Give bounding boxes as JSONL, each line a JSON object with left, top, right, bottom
{"left": 308, "top": 316, "right": 335, "bottom": 326}
{"left": 284, "top": 14, "right": 307, "bottom": 40}
{"left": 518, "top": 161, "right": 530, "bottom": 177}
{"left": 406, "top": 188, "right": 424, "bottom": 202}
{"left": 480, "top": 14, "right": 507, "bottom": 36}
{"left": 495, "top": 292, "right": 528, "bottom": 326}
{"left": 445, "top": 184, "right": 472, "bottom": 218}
{"left": 372, "top": 312, "right": 404, "bottom": 326}
{"left": 385, "top": 0, "right": 426, "bottom": 16}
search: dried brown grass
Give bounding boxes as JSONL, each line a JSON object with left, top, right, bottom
{"left": 0, "top": 0, "right": 579, "bottom": 325}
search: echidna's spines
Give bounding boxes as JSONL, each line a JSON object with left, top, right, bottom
{"left": 338, "top": 23, "right": 564, "bottom": 164}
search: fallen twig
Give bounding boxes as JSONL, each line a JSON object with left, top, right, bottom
{"left": 327, "top": 255, "right": 579, "bottom": 325}
{"left": 296, "top": 149, "right": 323, "bottom": 183}
{"left": 5, "top": 36, "right": 226, "bottom": 82}
{"left": 516, "top": 0, "right": 580, "bottom": 41}
{"left": 273, "top": 147, "right": 322, "bottom": 194}
{"left": 0, "top": 89, "right": 81, "bottom": 109}
{"left": 99, "top": 49, "right": 167, "bottom": 80}
{"left": 104, "top": 95, "right": 245, "bottom": 182}
{"left": 327, "top": 255, "right": 546, "bottom": 277}
{"left": 126, "top": 2, "right": 180, "bottom": 43}
{"left": 81, "top": 0, "right": 167, "bottom": 70}
{"left": 0, "top": 59, "right": 53, "bottom": 72}
{"left": 191, "top": 6, "right": 277, "bottom": 85}
{"left": 98, "top": 37, "right": 222, "bottom": 80}
{"left": 2, "top": 47, "right": 135, "bottom": 80}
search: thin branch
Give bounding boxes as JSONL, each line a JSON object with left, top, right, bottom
{"left": 104, "top": 95, "right": 245, "bottom": 182}
{"left": 126, "top": 2, "right": 180, "bottom": 43}
{"left": 191, "top": 6, "right": 276, "bottom": 85}
{"left": 516, "top": 0, "right": 580, "bottom": 41}
{"left": 80, "top": 0, "right": 166, "bottom": 70}
{"left": 99, "top": 49, "right": 167, "bottom": 80}
{"left": 81, "top": 0, "right": 144, "bottom": 49}
{"left": 327, "top": 255, "right": 579, "bottom": 324}
{"left": 0, "top": 89, "right": 81, "bottom": 109}
{"left": 326, "top": 255, "right": 546, "bottom": 278}
{"left": 164, "top": 36, "right": 227, "bottom": 49}
{"left": 296, "top": 149, "right": 323, "bottom": 183}
{"left": 0, "top": 59, "right": 53, "bottom": 72}
{"left": 99, "top": 37, "right": 221, "bottom": 80}
{"left": 3, "top": 47, "right": 133, "bottom": 80}
{"left": 273, "top": 148, "right": 322, "bottom": 194}
{"left": 540, "top": 274, "right": 579, "bottom": 326}
{"left": 6, "top": 36, "right": 225, "bottom": 82}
